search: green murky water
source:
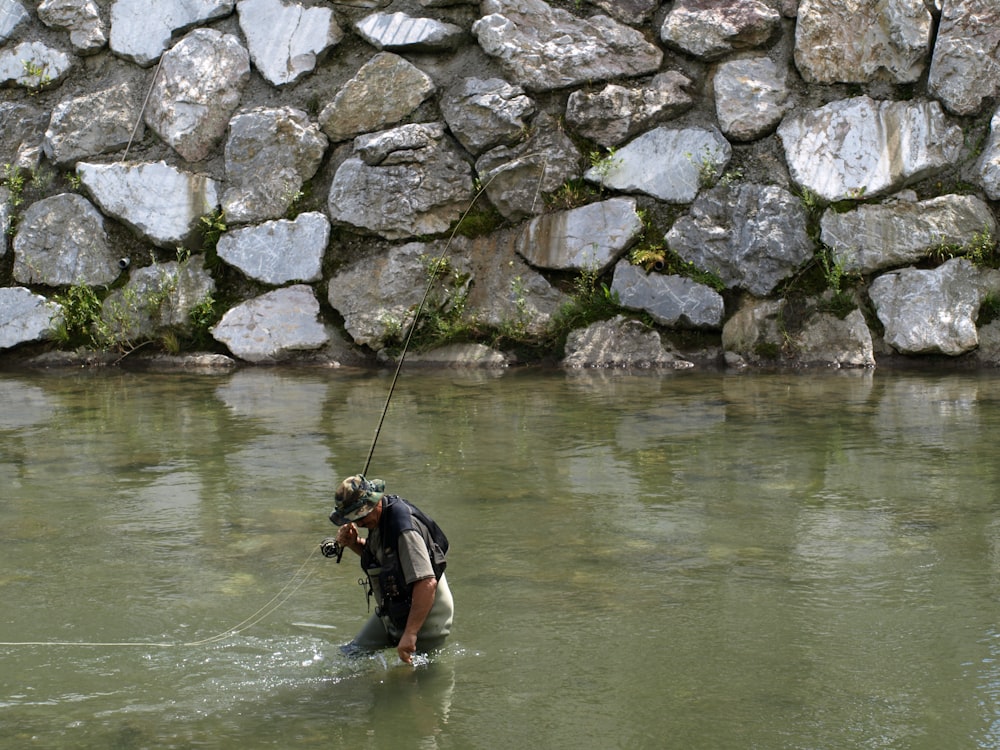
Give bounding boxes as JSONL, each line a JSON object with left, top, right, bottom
{"left": 2, "top": 366, "right": 1000, "bottom": 749}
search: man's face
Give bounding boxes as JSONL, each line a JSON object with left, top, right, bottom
{"left": 354, "top": 500, "right": 382, "bottom": 529}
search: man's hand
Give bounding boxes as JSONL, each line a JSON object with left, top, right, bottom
{"left": 336, "top": 523, "right": 359, "bottom": 549}
{"left": 397, "top": 632, "right": 418, "bottom": 664}
{"left": 397, "top": 577, "right": 437, "bottom": 665}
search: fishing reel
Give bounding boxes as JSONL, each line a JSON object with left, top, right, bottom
{"left": 320, "top": 537, "right": 345, "bottom": 563}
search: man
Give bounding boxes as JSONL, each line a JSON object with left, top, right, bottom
{"left": 323, "top": 475, "right": 454, "bottom": 664}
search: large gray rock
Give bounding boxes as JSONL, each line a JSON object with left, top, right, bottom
{"left": 43, "top": 82, "right": 144, "bottom": 165}
{"left": 211, "top": 284, "right": 330, "bottom": 363}
{"left": 869, "top": 258, "right": 983, "bottom": 356}
{"left": 109, "top": 0, "right": 235, "bottom": 66}
{"left": 562, "top": 315, "right": 692, "bottom": 369}
{"left": 222, "top": 106, "right": 327, "bottom": 224}
{"left": 144, "top": 29, "right": 250, "bottom": 162}
{"left": 778, "top": 96, "right": 963, "bottom": 202}
{"left": 472, "top": 0, "right": 662, "bottom": 91}
{"left": 216, "top": 212, "right": 329, "bottom": 284}
{"left": 475, "top": 112, "right": 582, "bottom": 221}
{"left": 101, "top": 259, "right": 216, "bottom": 342}
{"left": 722, "top": 297, "right": 874, "bottom": 367}
{"left": 0, "top": 0, "right": 28, "bottom": 43}
{"left": 328, "top": 236, "right": 566, "bottom": 348}
{"left": 927, "top": 0, "right": 1000, "bottom": 116}
{"left": 328, "top": 122, "right": 474, "bottom": 240}
{"left": 515, "top": 197, "right": 643, "bottom": 273}
{"left": 12, "top": 193, "right": 120, "bottom": 286}
{"left": 661, "top": 0, "right": 781, "bottom": 61}
{"left": 583, "top": 125, "right": 731, "bottom": 203}
{"left": 793, "top": 0, "right": 931, "bottom": 84}
{"left": 0, "top": 102, "right": 46, "bottom": 170}
{"left": 714, "top": 57, "right": 791, "bottom": 142}
{"left": 38, "top": 0, "right": 106, "bottom": 54}
{"left": 440, "top": 77, "right": 535, "bottom": 156}
{"left": 0, "top": 287, "right": 62, "bottom": 350}
{"left": 588, "top": 0, "right": 658, "bottom": 24}
{"left": 610, "top": 260, "right": 724, "bottom": 330}
{"left": 0, "top": 42, "right": 72, "bottom": 89}
{"left": 328, "top": 241, "right": 445, "bottom": 349}
{"left": 78, "top": 161, "right": 220, "bottom": 248}
{"left": 237, "top": 0, "right": 343, "bottom": 86}
{"left": 820, "top": 193, "right": 998, "bottom": 274}
{"left": 666, "top": 183, "right": 812, "bottom": 296}
{"left": 565, "top": 71, "right": 694, "bottom": 149}
{"left": 318, "top": 53, "right": 435, "bottom": 143}
{"left": 398, "top": 343, "right": 510, "bottom": 367}
{"left": 977, "top": 107, "right": 1000, "bottom": 200}
{"left": 0, "top": 187, "right": 10, "bottom": 254}
{"left": 794, "top": 308, "right": 875, "bottom": 368}
{"left": 355, "top": 11, "right": 465, "bottom": 51}
{"left": 455, "top": 233, "right": 568, "bottom": 335}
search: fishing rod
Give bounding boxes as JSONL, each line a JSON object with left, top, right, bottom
{"left": 323, "top": 173, "right": 505, "bottom": 564}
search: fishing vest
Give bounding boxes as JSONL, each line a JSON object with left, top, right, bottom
{"left": 359, "top": 495, "right": 449, "bottom": 631}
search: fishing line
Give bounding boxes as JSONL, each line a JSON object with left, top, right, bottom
{"left": 362, "top": 174, "right": 500, "bottom": 476}
{"left": 0, "top": 546, "right": 318, "bottom": 648}
{"left": 3, "top": 155, "right": 538, "bottom": 649}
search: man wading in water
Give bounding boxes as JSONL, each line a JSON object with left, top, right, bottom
{"left": 322, "top": 476, "right": 454, "bottom": 664}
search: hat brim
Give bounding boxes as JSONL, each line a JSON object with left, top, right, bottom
{"left": 329, "top": 496, "right": 381, "bottom": 526}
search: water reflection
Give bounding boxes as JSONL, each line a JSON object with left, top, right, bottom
{"left": 2, "top": 367, "right": 1000, "bottom": 748}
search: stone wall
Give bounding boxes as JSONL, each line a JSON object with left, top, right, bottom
{"left": 3, "top": 0, "right": 1000, "bottom": 369}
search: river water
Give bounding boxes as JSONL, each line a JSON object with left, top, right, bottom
{"left": 2, "top": 365, "right": 1000, "bottom": 749}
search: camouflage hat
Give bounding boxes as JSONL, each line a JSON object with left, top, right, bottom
{"left": 329, "top": 475, "right": 385, "bottom": 526}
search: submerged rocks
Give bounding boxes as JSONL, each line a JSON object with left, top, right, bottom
{"left": 562, "top": 316, "right": 693, "bottom": 369}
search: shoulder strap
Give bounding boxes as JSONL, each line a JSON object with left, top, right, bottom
{"left": 381, "top": 495, "right": 449, "bottom": 578}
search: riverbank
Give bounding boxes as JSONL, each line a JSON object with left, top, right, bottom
{"left": 4, "top": 1, "right": 1000, "bottom": 370}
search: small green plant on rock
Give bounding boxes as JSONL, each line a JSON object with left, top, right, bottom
{"left": 688, "top": 146, "right": 725, "bottom": 189}
{"left": 21, "top": 60, "right": 52, "bottom": 89}
{"left": 199, "top": 208, "right": 227, "bottom": 252}
{"left": 963, "top": 226, "right": 999, "bottom": 268}
{"left": 52, "top": 282, "right": 104, "bottom": 348}
{"left": 978, "top": 292, "right": 1000, "bottom": 326}
{"left": 2, "top": 163, "right": 26, "bottom": 213}
{"left": 547, "top": 264, "right": 620, "bottom": 345}
{"left": 587, "top": 147, "right": 621, "bottom": 187}
{"left": 187, "top": 293, "right": 219, "bottom": 350}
